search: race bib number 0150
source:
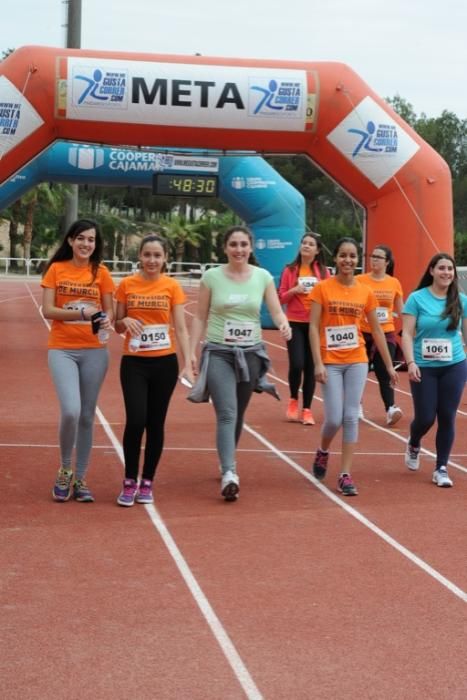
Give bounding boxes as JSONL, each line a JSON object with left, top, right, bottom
{"left": 325, "top": 324, "right": 359, "bottom": 350}
{"left": 224, "top": 321, "right": 256, "bottom": 345}
{"left": 139, "top": 324, "right": 171, "bottom": 351}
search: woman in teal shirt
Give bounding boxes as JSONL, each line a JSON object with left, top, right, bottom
{"left": 402, "top": 253, "right": 467, "bottom": 487}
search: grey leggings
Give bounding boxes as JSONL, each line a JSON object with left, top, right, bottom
{"left": 207, "top": 351, "right": 262, "bottom": 474}
{"left": 321, "top": 363, "right": 368, "bottom": 443}
{"left": 48, "top": 348, "right": 109, "bottom": 479}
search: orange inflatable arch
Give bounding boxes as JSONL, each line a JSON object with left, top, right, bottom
{"left": 0, "top": 46, "right": 453, "bottom": 294}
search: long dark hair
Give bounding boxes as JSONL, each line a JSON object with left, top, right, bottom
{"left": 223, "top": 225, "right": 259, "bottom": 266}
{"left": 139, "top": 233, "right": 169, "bottom": 272}
{"left": 287, "top": 231, "right": 328, "bottom": 278}
{"left": 416, "top": 252, "right": 461, "bottom": 330}
{"left": 372, "top": 244, "right": 395, "bottom": 276}
{"left": 333, "top": 236, "right": 359, "bottom": 258}
{"left": 43, "top": 218, "right": 103, "bottom": 282}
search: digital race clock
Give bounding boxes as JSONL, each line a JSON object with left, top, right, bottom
{"left": 152, "top": 173, "right": 219, "bottom": 197}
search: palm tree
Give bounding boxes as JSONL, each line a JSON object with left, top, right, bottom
{"left": 21, "top": 183, "right": 67, "bottom": 260}
{"left": 161, "top": 214, "right": 203, "bottom": 268}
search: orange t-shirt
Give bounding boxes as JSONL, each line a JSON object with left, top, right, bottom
{"left": 356, "top": 273, "right": 403, "bottom": 333}
{"left": 41, "top": 261, "right": 115, "bottom": 349}
{"left": 115, "top": 273, "right": 186, "bottom": 357}
{"left": 310, "top": 277, "right": 377, "bottom": 364}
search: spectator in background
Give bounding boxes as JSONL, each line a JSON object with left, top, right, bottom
{"left": 279, "top": 232, "right": 330, "bottom": 425}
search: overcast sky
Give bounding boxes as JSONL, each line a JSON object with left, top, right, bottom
{"left": 1, "top": 0, "right": 467, "bottom": 119}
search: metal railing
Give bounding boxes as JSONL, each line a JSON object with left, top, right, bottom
{"left": 0, "top": 257, "right": 136, "bottom": 276}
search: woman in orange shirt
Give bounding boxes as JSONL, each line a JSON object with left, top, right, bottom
{"left": 41, "top": 219, "right": 115, "bottom": 503}
{"left": 278, "top": 232, "right": 330, "bottom": 425}
{"left": 114, "top": 234, "right": 193, "bottom": 507}
{"left": 357, "top": 245, "right": 404, "bottom": 425}
{"left": 309, "top": 237, "right": 397, "bottom": 495}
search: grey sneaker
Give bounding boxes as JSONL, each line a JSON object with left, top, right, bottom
{"left": 221, "top": 470, "right": 239, "bottom": 501}
{"left": 432, "top": 466, "right": 453, "bottom": 488}
{"left": 386, "top": 405, "right": 403, "bottom": 426}
{"left": 405, "top": 441, "right": 420, "bottom": 471}
{"left": 52, "top": 468, "right": 73, "bottom": 501}
{"left": 73, "top": 479, "right": 95, "bottom": 502}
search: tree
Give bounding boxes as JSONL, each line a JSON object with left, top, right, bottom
{"left": 161, "top": 214, "right": 203, "bottom": 267}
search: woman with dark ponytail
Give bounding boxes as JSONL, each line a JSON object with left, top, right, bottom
{"left": 402, "top": 253, "right": 467, "bottom": 487}
{"left": 279, "top": 232, "right": 330, "bottom": 425}
{"left": 357, "top": 244, "right": 404, "bottom": 426}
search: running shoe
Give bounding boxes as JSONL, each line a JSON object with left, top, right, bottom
{"left": 405, "top": 440, "right": 420, "bottom": 471}
{"left": 432, "top": 466, "right": 453, "bottom": 488}
{"left": 52, "top": 467, "right": 73, "bottom": 502}
{"left": 286, "top": 398, "right": 299, "bottom": 421}
{"left": 136, "top": 479, "right": 154, "bottom": 504}
{"left": 386, "top": 405, "right": 403, "bottom": 426}
{"left": 73, "top": 479, "right": 95, "bottom": 502}
{"left": 312, "top": 448, "right": 329, "bottom": 480}
{"left": 117, "top": 478, "right": 138, "bottom": 507}
{"left": 337, "top": 473, "right": 358, "bottom": 496}
{"left": 302, "top": 408, "right": 316, "bottom": 426}
{"left": 221, "top": 470, "right": 239, "bottom": 501}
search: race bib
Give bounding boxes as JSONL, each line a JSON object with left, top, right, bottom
{"left": 138, "top": 324, "right": 171, "bottom": 351}
{"left": 325, "top": 324, "right": 359, "bottom": 350}
{"left": 298, "top": 276, "right": 318, "bottom": 292}
{"left": 224, "top": 321, "right": 257, "bottom": 345}
{"left": 376, "top": 307, "right": 389, "bottom": 323}
{"left": 422, "top": 338, "right": 452, "bottom": 361}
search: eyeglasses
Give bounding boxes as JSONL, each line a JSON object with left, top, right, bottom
{"left": 369, "top": 254, "right": 387, "bottom": 260}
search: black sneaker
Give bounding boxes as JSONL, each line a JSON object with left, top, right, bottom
{"left": 337, "top": 473, "right": 358, "bottom": 496}
{"left": 312, "top": 449, "right": 329, "bottom": 480}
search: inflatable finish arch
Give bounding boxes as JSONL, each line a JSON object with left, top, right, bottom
{"left": 0, "top": 46, "right": 453, "bottom": 295}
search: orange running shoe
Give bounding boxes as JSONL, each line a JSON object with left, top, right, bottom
{"left": 286, "top": 398, "right": 299, "bottom": 421}
{"left": 302, "top": 408, "right": 315, "bottom": 425}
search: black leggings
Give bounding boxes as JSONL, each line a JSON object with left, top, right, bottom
{"left": 409, "top": 360, "right": 466, "bottom": 469}
{"left": 286, "top": 321, "right": 315, "bottom": 408}
{"left": 120, "top": 353, "right": 178, "bottom": 481}
{"left": 363, "top": 332, "right": 396, "bottom": 410}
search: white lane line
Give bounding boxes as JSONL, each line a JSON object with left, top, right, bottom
{"left": 267, "top": 371, "right": 467, "bottom": 475}
{"left": 27, "top": 282, "right": 263, "bottom": 700}
{"left": 97, "top": 407, "right": 264, "bottom": 700}
{"left": 243, "top": 422, "right": 467, "bottom": 604}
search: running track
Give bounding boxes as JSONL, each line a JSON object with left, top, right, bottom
{"left": 1, "top": 276, "right": 467, "bottom": 700}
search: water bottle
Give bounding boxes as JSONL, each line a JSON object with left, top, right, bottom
{"left": 129, "top": 336, "right": 141, "bottom": 352}
{"left": 97, "top": 313, "right": 110, "bottom": 345}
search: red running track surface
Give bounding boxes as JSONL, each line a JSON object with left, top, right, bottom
{"left": 1, "top": 277, "right": 467, "bottom": 700}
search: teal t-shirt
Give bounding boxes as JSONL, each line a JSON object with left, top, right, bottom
{"left": 202, "top": 265, "right": 273, "bottom": 345}
{"left": 403, "top": 287, "right": 467, "bottom": 367}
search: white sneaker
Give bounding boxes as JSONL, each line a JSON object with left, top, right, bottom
{"left": 221, "top": 470, "right": 239, "bottom": 501}
{"left": 386, "top": 405, "right": 403, "bottom": 426}
{"left": 358, "top": 404, "right": 364, "bottom": 420}
{"left": 432, "top": 466, "right": 453, "bottom": 488}
{"left": 405, "top": 440, "right": 420, "bottom": 471}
